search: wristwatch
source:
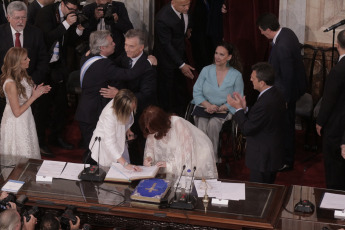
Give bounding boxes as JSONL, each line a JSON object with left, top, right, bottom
{"left": 123, "top": 162, "right": 129, "bottom": 167}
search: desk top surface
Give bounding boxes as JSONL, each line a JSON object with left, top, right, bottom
{"left": 3, "top": 157, "right": 287, "bottom": 229}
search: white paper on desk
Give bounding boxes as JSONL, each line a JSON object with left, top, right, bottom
{"left": 320, "top": 192, "right": 345, "bottom": 210}
{"left": 36, "top": 160, "right": 66, "bottom": 178}
{"left": 58, "top": 163, "right": 90, "bottom": 181}
{"left": 194, "top": 179, "right": 222, "bottom": 198}
{"left": 220, "top": 182, "right": 245, "bottom": 200}
{"left": 1, "top": 180, "right": 24, "bottom": 193}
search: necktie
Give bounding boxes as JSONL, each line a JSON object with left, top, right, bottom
{"left": 180, "top": 13, "right": 185, "bottom": 33}
{"left": 129, "top": 59, "right": 133, "bottom": 68}
{"left": 15, "top": 32, "right": 21, "bottom": 47}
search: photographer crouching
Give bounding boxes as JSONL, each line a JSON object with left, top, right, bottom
{"left": 0, "top": 192, "right": 37, "bottom": 230}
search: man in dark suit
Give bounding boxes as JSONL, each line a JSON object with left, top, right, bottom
{"left": 154, "top": 0, "right": 194, "bottom": 116}
{"left": 82, "top": 0, "right": 133, "bottom": 59}
{"left": 27, "top": 0, "right": 54, "bottom": 25}
{"left": 227, "top": 62, "right": 286, "bottom": 184}
{"left": 316, "top": 30, "right": 345, "bottom": 190}
{"left": 35, "top": 0, "right": 84, "bottom": 150}
{"left": 75, "top": 30, "right": 155, "bottom": 163}
{"left": 108, "top": 29, "right": 157, "bottom": 165}
{"left": 0, "top": 1, "right": 50, "bottom": 157}
{"left": 256, "top": 13, "right": 306, "bottom": 171}
{"left": 0, "top": 0, "right": 7, "bottom": 25}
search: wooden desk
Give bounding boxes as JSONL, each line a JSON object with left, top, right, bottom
{"left": 5, "top": 158, "right": 287, "bottom": 229}
{"left": 280, "top": 185, "right": 345, "bottom": 230}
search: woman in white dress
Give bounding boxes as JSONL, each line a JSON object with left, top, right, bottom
{"left": 90, "top": 89, "right": 141, "bottom": 171}
{"left": 141, "top": 106, "right": 218, "bottom": 179}
{"left": 0, "top": 47, "right": 51, "bottom": 159}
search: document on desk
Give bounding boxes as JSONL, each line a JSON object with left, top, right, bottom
{"left": 194, "top": 180, "right": 245, "bottom": 201}
{"left": 36, "top": 160, "right": 66, "bottom": 179}
{"left": 58, "top": 163, "right": 89, "bottom": 181}
{"left": 320, "top": 192, "right": 345, "bottom": 209}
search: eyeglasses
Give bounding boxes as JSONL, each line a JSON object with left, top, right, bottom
{"left": 64, "top": 3, "right": 77, "bottom": 11}
{"left": 11, "top": 16, "right": 27, "bottom": 21}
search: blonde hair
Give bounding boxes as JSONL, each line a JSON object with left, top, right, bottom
{"left": 0, "top": 47, "right": 33, "bottom": 99}
{"left": 112, "top": 89, "right": 137, "bottom": 124}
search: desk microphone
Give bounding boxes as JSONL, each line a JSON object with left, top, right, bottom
{"left": 79, "top": 136, "right": 106, "bottom": 182}
{"left": 173, "top": 165, "right": 186, "bottom": 201}
{"left": 188, "top": 166, "right": 196, "bottom": 203}
{"left": 324, "top": 19, "right": 345, "bottom": 32}
{"left": 83, "top": 137, "right": 98, "bottom": 168}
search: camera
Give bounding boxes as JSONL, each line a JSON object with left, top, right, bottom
{"left": 98, "top": 3, "right": 113, "bottom": 25}
{"left": 60, "top": 205, "right": 77, "bottom": 229}
{"left": 22, "top": 206, "right": 39, "bottom": 222}
{"left": 66, "top": 11, "right": 89, "bottom": 29}
{"left": 0, "top": 193, "right": 16, "bottom": 210}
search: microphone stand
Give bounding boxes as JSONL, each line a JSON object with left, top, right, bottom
{"left": 332, "top": 28, "right": 335, "bottom": 67}
{"left": 173, "top": 165, "right": 186, "bottom": 201}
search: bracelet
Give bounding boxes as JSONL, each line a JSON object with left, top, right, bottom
{"left": 123, "top": 162, "right": 129, "bottom": 167}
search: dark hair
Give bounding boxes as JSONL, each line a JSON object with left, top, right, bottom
{"left": 251, "top": 62, "right": 275, "bottom": 86}
{"left": 216, "top": 41, "right": 243, "bottom": 73}
{"left": 62, "top": 0, "right": 78, "bottom": 7}
{"left": 40, "top": 213, "right": 60, "bottom": 230}
{"left": 256, "top": 13, "right": 280, "bottom": 31}
{"left": 125, "top": 29, "right": 146, "bottom": 46}
{"left": 139, "top": 106, "right": 171, "bottom": 140}
{"left": 337, "top": 30, "right": 345, "bottom": 49}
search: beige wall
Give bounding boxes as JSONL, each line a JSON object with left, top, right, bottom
{"left": 280, "top": 0, "right": 345, "bottom": 46}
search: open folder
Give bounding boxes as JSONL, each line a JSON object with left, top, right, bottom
{"left": 104, "top": 162, "right": 159, "bottom": 183}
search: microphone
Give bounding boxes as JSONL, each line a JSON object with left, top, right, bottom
{"left": 79, "top": 136, "right": 106, "bottom": 182}
{"left": 324, "top": 19, "right": 345, "bottom": 32}
{"left": 188, "top": 166, "right": 197, "bottom": 203}
{"left": 173, "top": 165, "right": 186, "bottom": 201}
{"left": 84, "top": 137, "right": 98, "bottom": 169}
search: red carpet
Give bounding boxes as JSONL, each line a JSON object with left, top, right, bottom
{"left": 44, "top": 109, "right": 326, "bottom": 189}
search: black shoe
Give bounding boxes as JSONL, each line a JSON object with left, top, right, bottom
{"left": 40, "top": 145, "right": 55, "bottom": 157}
{"left": 278, "top": 164, "right": 293, "bottom": 172}
{"left": 52, "top": 138, "right": 73, "bottom": 150}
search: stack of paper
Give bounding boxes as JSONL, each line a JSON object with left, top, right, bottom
{"left": 36, "top": 160, "right": 89, "bottom": 182}
{"left": 194, "top": 179, "right": 245, "bottom": 201}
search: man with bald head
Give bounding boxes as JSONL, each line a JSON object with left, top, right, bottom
{"left": 154, "top": 0, "right": 194, "bottom": 116}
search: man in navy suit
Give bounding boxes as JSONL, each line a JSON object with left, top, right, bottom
{"left": 0, "top": 1, "right": 50, "bottom": 157}
{"left": 256, "top": 13, "right": 306, "bottom": 171}
{"left": 75, "top": 30, "right": 155, "bottom": 163}
{"left": 227, "top": 62, "right": 286, "bottom": 184}
{"left": 109, "top": 29, "right": 157, "bottom": 165}
{"left": 316, "top": 30, "right": 345, "bottom": 190}
{"left": 154, "top": 0, "right": 194, "bottom": 116}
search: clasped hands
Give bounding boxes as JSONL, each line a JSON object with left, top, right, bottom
{"left": 33, "top": 83, "right": 51, "bottom": 99}
{"left": 143, "top": 157, "right": 166, "bottom": 168}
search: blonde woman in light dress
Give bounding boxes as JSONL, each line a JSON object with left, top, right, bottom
{"left": 0, "top": 47, "right": 51, "bottom": 159}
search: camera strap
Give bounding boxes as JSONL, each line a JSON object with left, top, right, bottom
{"left": 80, "top": 56, "right": 104, "bottom": 87}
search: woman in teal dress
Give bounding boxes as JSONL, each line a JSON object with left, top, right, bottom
{"left": 192, "top": 42, "right": 244, "bottom": 162}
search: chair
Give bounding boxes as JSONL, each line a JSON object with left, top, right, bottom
{"left": 296, "top": 44, "right": 338, "bottom": 158}
{"left": 184, "top": 102, "right": 245, "bottom": 175}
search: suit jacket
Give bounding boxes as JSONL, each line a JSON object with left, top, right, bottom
{"left": 269, "top": 27, "right": 306, "bottom": 103}
{"left": 0, "top": 23, "right": 49, "bottom": 84}
{"left": 0, "top": 0, "right": 6, "bottom": 25}
{"left": 75, "top": 54, "right": 152, "bottom": 124}
{"left": 35, "top": 2, "right": 80, "bottom": 59}
{"left": 82, "top": 1, "right": 133, "bottom": 59}
{"left": 154, "top": 3, "right": 190, "bottom": 69}
{"left": 27, "top": 0, "right": 42, "bottom": 25}
{"left": 234, "top": 87, "right": 286, "bottom": 172}
{"left": 114, "top": 52, "right": 157, "bottom": 114}
{"left": 316, "top": 57, "right": 345, "bottom": 153}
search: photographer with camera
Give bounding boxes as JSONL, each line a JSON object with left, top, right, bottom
{"left": 82, "top": 0, "right": 133, "bottom": 59}
{"left": 0, "top": 207, "right": 37, "bottom": 230}
{"left": 40, "top": 213, "right": 81, "bottom": 230}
